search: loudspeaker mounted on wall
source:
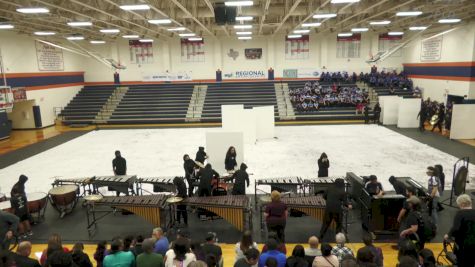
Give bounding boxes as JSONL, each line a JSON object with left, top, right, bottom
{"left": 214, "top": 2, "right": 237, "bottom": 25}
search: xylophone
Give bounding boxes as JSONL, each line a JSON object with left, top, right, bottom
{"left": 93, "top": 175, "right": 137, "bottom": 195}
{"left": 255, "top": 177, "right": 303, "bottom": 206}
{"left": 85, "top": 195, "right": 169, "bottom": 236}
{"left": 137, "top": 177, "right": 176, "bottom": 194}
{"left": 303, "top": 176, "right": 347, "bottom": 195}
{"left": 53, "top": 177, "right": 94, "bottom": 197}
{"left": 183, "top": 195, "right": 251, "bottom": 231}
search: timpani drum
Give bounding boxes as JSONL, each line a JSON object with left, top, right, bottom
{"left": 27, "top": 192, "right": 48, "bottom": 223}
{"left": 48, "top": 185, "right": 78, "bottom": 218}
{"left": 0, "top": 201, "right": 12, "bottom": 213}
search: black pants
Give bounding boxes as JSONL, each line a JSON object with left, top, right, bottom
{"left": 320, "top": 211, "right": 342, "bottom": 239}
{"left": 267, "top": 224, "right": 285, "bottom": 243}
{"left": 419, "top": 118, "right": 426, "bottom": 132}
{"left": 455, "top": 247, "right": 475, "bottom": 267}
{"left": 176, "top": 204, "right": 188, "bottom": 225}
{"left": 374, "top": 113, "right": 380, "bottom": 124}
{"left": 199, "top": 188, "right": 211, "bottom": 197}
{"left": 431, "top": 121, "right": 443, "bottom": 132}
{"left": 185, "top": 177, "right": 194, "bottom": 197}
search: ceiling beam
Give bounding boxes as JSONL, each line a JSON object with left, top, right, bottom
{"left": 168, "top": 0, "right": 215, "bottom": 37}
{"left": 273, "top": 0, "right": 303, "bottom": 35}
{"left": 288, "top": 0, "right": 332, "bottom": 34}
{"left": 259, "top": 0, "right": 272, "bottom": 35}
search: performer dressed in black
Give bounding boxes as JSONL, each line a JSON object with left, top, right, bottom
{"left": 195, "top": 146, "right": 208, "bottom": 164}
{"left": 373, "top": 103, "right": 381, "bottom": 125}
{"left": 225, "top": 163, "right": 249, "bottom": 195}
{"left": 317, "top": 153, "right": 329, "bottom": 177}
{"left": 431, "top": 104, "right": 445, "bottom": 133}
{"left": 173, "top": 177, "right": 188, "bottom": 226}
{"left": 10, "top": 175, "right": 32, "bottom": 237}
{"left": 389, "top": 176, "right": 407, "bottom": 196}
{"left": 417, "top": 102, "right": 428, "bottom": 132}
{"left": 112, "top": 150, "right": 126, "bottom": 175}
{"left": 224, "top": 146, "right": 237, "bottom": 172}
{"left": 364, "top": 105, "right": 370, "bottom": 124}
{"left": 319, "top": 178, "right": 351, "bottom": 240}
{"left": 198, "top": 164, "right": 219, "bottom": 197}
{"left": 183, "top": 154, "right": 197, "bottom": 197}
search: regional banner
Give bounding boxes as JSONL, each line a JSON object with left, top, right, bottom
{"left": 223, "top": 70, "right": 266, "bottom": 79}
{"left": 285, "top": 35, "right": 309, "bottom": 60}
{"left": 142, "top": 71, "right": 192, "bottom": 82}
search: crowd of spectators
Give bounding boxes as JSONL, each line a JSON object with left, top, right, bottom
{"left": 289, "top": 81, "right": 369, "bottom": 112}
{"left": 360, "top": 67, "right": 413, "bottom": 90}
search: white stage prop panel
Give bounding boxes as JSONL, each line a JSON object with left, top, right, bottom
{"left": 221, "top": 105, "right": 244, "bottom": 132}
{"left": 221, "top": 105, "right": 257, "bottom": 144}
{"left": 450, "top": 104, "right": 475, "bottom": 139}
{"left": 241, "top": 109, "right": 257, "bottom": 144}
{"left": 379, "top": 96, "right": 400, "bottom": 125}
{"left": 205, "top": 131, "right": 244, "bottom": 174}
{"left": 253, "top": 106, "right": 275, "bottom": 140}
{"left": 397, "top": 98, "right": 421, "bottom": 128}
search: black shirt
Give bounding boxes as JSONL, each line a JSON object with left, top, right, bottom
{"left": 183, "top": 159, "right": 196, "bottom": 178}
{"left": 365, "top": 182, "right": 383, "bottom": 196}
{"left": 112, "top": 156, "right": 127, "bottom": 175}
{"left": 448, "top": 209, "right": 475, "bottom": 249}
{"left": 324, "top": 186, "right": 348, "bottom": 212}
{"left": 228, "top": 170, "right": 249, "bottom": 195}
{"left": 202, "top": 243, "right": 222, "bottom": 260}
{"left": 234, "top": 258, "right": 252, "bottom": 267}
{"left": 10, "top": 194, "right": 28, "bottom": 217}
{"left": 317, "top": 159, "right": 329, "bottom": 177}
{"left": 195, "top": 150, "right": 207, "bottom": 164}
{"left": 72, "top": 251, "right": 93, "bottom": 267}
{"left": 12, "top": 253, "right": 41, "bottom": 267}
{"left": 285, "top": 256, "right": 309, "bottom": 267}
{"left": 225, "top": 154, "right": 237, "bottom": 171}
{"left": 198, "top": 167, "right": 219, "bottom": 191}
{"left": 173, "top": 177, "right": 187, "bottom": 198}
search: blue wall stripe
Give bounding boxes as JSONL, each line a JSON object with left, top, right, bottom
{"left": 0, "top": 74, "right": 84, "bottom": 87}
{"left": 404, "top": 65, "right": 475, "bottom": 78}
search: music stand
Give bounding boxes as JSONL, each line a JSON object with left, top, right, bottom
{"left": 441, "top": 157, "right": 470, "bottom": 208}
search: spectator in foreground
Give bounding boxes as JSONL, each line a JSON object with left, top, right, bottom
{"left": 331, "top": 233, "right": 353, "bottom": 262}
{"left": 262, "top": 232, "right": 286, "bottom": 254}
{"left": 304, "top": 236, "right": 321, "bottom": 265}
{"left": 164, "top": 237, "right": 196, "bottom": 267}
{"left": 94, "top": 241, "right": 107, "bottom": 267}
{"left": 188, "top": 261, "right": 207, "bottom": 267}
{"left": 341, "top": 255, "right": 357, "bottom": 267}
{"left": 71, "top": 242, "right": 93, "bottom": 267}
{"left": 152, "top": 227, "right": 169, "bottom": 256}
{"left": 133, "top": 235, "right": 145, "bottom": 256}
{"left": 264, "top": 191, "right": 288, "bottom": 242}
{"left": 397, "top": 256, "right": 419, "bottom": 267}
{"left": 48, "top": 250, "right": 75, "bottom": 267}
{"left": 285, "top": 245, "right": 308, "bottom": 267}
{"left": 103, "top": 238, "right": 135, "bottom": 267}
{"left": 40, "top": 233, "right": 70, "bottom": 266}
{"left": 397, "top": 239, "right": 418, "bottom": 262}
{"left": 259, "top": 239, "right": 286, "bottom": 267}
{"left": 399, "top": 196, "right": 425, "bottom": 249}
{"left": 356, "top": 247, "right": 376, "bottom": 267}
{"left": 13, "top": 241, "right": 41, "bottom": 267}
{"left": 235, "top": 230, "right": 258, "bottom": 263}
{"left": 234, "top": 248, "right": 259, "bottom": 267}
{"left": 359, "top": 234, "right": 383, "bottom": 267}
{"left": 136, "top": 238, "right": 164, "bottom": 267}
{"left": 191, "top": 241, "right": 206, "bottom": 262}
{"left": 445, "top": 194, "right": 475, "bottom": 267}
{"left": 312, "top": 243, "right": 338, "bottom": 267}
{"left": 202, "top": 232, "right": 223, "bottom": 267}
{"left": 265, "top": 257, "right": 279, "bottom": 267}
{"left": 418, "top": 249, "right": 436, "bottom": 267}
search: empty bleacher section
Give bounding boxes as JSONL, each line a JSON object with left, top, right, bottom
{"left": 60, "top": 85, "right": 116, "bottom": 124}
{"left": 107, "top": 84, "right": 195, "bottom": 124}
{"left": 201, "top": 81, "right": 279, "bottom": 122}
{"left": 371, "top": 87, "right": 416, "bottom": 97}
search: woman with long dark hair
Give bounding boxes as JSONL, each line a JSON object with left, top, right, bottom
{"left": 317, "top": 153, "right": 330, "bottom": 177}
{"left": 225, "top": 146, "right": 238, "bottom": 172}
{"left": 286, "top": 245, "right": 308, "bottom": 267}
{"left": 235, "top": 230, "right": 258, "bottom": 263}
{"left": 164, "top": 237, "right": 196, "bottom": 267}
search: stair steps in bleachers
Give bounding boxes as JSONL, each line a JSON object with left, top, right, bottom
{"left": 186, "top": 85, "right": 207, "bottom": 122}
{"left": 93, "top": 87, "right": 129, "bottom": 124}
{"left": 274, "top": 83, "right": 296, "bottom": 120}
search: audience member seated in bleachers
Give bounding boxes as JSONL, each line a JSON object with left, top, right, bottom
{"left": 12, "top": 241, "right": 41, "bottom": 267}
{"left": 191, "top": 241, "right": 206, "bottom": 262}
{"left": 312, "top": 243, "right": 339, "bottom": 267}
{"left": 235, "top": 230, "right": 258, "bottom": 263}
{"left": 265, "top": 257, "right": 279, "bottom": 267}
{"left": 361, "top": 70, "right": 413, "bottom": 90}
{"left": 188, "top": 260, "right": 207, "bottom": 267}
{"left": 262, "top": 232, "right": 286, "bottom": 254}
{"left": 152, "top": 227, "right": 169, "bottom": 256}
{"left": 206, "top": 254, "right": 218, "bottom": 267}
{"left": 136, "top": 238, "right": 164, "bottom": 267}
{"left": 234, "top": 248, "right": 259, "bottom": 267}
{"left": 48, "top": 250, "right": 76, "bottom": 267}
{"left": 304, "top": 236, "right": 321, "bottom": 265}
{"left": 331, "top": 233, "right": 354, "bottom": 262}
{"left": 202, "top": 232, "right": 223, "bottom": 267}
{"left": 418, "top": 249, "right": 436, "bottom": 267}
{"left": 133, "top": 235, "right": 145, "bottom": 256}
{"left": 71, "top": 242, "right": 93, "bottom": 267}
{"left": 356, "top": 247, "right": 376, "bottom": 267}
{"left": 397, "top": 239, "right": 419, "bottom": 263}
{"left": 164, "top": 237, "right": 196, "bottom": 267}
{"left": 285, "top": 245, "right": 308, "bottom": 267}
{"left": 319, "top": 72, "right": 357, "bottom": 83}
{"left": 359, "top": 234, "right": 383, "bottom": 267}
{"left": 40, "top": 233, "right": 70, "bottom": 266}
{"left": 103, "top": 238, "right": 135, "bottom": 267}
{"left": 397, "top": 256, "right": 419, "bottom": 267}
{"left": 258, "top": 239, "right": 286, "bottom": 267}
{"left": 341, "top": 255, "right": 358, "bottom": 267}
{"left": 289, "top": 81, "right": 368, "bottom": 113}
{"left": 94, "top": 241, "right": 107, "bottom": 267}
{"left": 123, "top": 235, "right": 134, "bottom": 254}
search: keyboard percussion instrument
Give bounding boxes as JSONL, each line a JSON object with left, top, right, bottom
{"left": 93, "top": 175, "right": 137, "bottom": 195}
{"left": 137, "top": 177, "right": 176, "bottom": 194}
{"left": 303, "top": 176, "right": 347, "bottom": 195}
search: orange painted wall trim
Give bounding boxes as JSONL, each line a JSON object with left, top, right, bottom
{"left": 25, "top": 82, "right": 85, "bottom": 91}
{"left": 407, "top": 75, "right": 475, "bottom": 82}
{"left": 1, "top": 71, "right": 85, "bottom": 78}
{"left": 403, "top": 62, "right": 475, "bottom": 67}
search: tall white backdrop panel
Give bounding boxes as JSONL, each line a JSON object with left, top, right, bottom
{"left": 379, "top": 96, "right": 401, "bottom": 125}
{"left": 221, "top": 105, "right": 244, "bottom": 132}
{"left": 221, "top": 105, "right": 257, "bottom": 143}
{"left": 397, "top": 98, "right": 421, "bottom": 128}
{"left": 205, "top": 131, "right": 244, "bottom": 174}
{"left": 450, "top": 104, "right": 475, "bottom": 139}
{"left": 253, "top": 106, "right": 275, "bottom": 140}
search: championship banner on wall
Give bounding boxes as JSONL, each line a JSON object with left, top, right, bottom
{"left": 0, "top": 86, "right": 14, "bottom": 111}
{"left": 245, "top": 48, "right": 263, "bottom": 60}
{"left": 378, "top": 34, "right": 402, "bottom": 57}
{"left": 35, "top": 41, "right": 64, "bottom": 71}
{"left": 337, "top": 33, "right": 361, "bottom": 58}
{"left": 181, "top": 39, "right": 205, "bottom": 62}
{"left": 283, "top": 68, "right": 321, "bottom": 78}
{"left": 421, "top": 36, "right": 443, "bottom": 62}
{"left": 142, "top": 71, "right": 192, "bottom": 82}
{"left": 12, "top": 87, "right": 27, "bottom": 102}
{"left": 285, "top": 35, "right": 309, "bottom": 60}
{"left": 223, "top": 70, "right": 266, "bottom": 79}
{"left": 129, "top": 40, "right": 154, "bottom": 64}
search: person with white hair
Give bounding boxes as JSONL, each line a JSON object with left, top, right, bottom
{"left": 444, "top": 194, "right": 475, "bottom": 267}
{"left": 152, "top": 227, "right": 169, "bottom": 256}
{"left": 304, "top": 236, "right": 322, "bottom": 265}
{"left": 331, "top": 233, "right": 354, "bottom": 262}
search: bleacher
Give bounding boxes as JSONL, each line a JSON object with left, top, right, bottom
{"left": 60, "top": 85, "right": 116, "bottom": 124}
{"left": 108, "top": 84, "right": 194, "bottom": 124}
{"left": 371, "top": 86, "right": 416, "bottom": 98}
{"left": 201, "top": 81, "right": 278, "bottom": 122}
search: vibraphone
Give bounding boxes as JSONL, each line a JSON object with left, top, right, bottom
{"left": 93, "top": 175, "right": 137, "bottom": 195}
{"left": 183, "top": 195, "right": 251, "bottom": 231}
{"left": 255, "top": 177, "right": 303, "bottom": 205}
{"left": 85, "top": 195, "right": 169, "bottom": 236}
{"left": 303, "top": 176, "right": 347, "bottom": 195}
{"left": 53, "top": 177, "right": 94, "bottom": 197}
{"left": 137, "top": 177, "right": 176, "bottom": 194}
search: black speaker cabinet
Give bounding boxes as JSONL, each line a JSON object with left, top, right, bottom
{"left": 226, "top": 6, "right": 237, "bottom": 24}
{"left": 33, "top": 105, "right": 42, "bottom": 128}
{"left": 214, "top": 3, "right": 226, "bottom": 25}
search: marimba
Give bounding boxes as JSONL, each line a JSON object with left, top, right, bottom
{"left": 303, "top": 176, "right": 347, "bottom": 195}
{"left": 281, "top": 195, "right": 328, "bottom": 222}
{"left": 137, "top": 177, "right": 176, "bottom": 194}
{"left": 183, "top": 195, "right": 251, "bottom": 231}
{"left": 53, "top": 177, "right": 93, "bottom": 197}
{"left": 256, "top": 177, "right": 303, "bottom": 193}
{"left": 93, "top": 175, "right": 137, "bottom": 195}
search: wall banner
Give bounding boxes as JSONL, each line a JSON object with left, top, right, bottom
{"left": 283, "top": 69, "right": 298, "bottom": 78}
{"left": 245, "top": 48, "right": 263, "bottom": 60}
{"left": 142, "top": 71, "right": 192, "bottom": 82}
{"left": 283, "top": 68, "right": 320, "bottom": 78}
{"left": 12, "top": 87, "right": 27, "bottom": 102}
{"left": 378, "top": 34, "right": 403, "bottom": 57}
{"left": 129, "top": 40, "right": 154, "bottom": 64}
{"left": 181, "top": 39, "right": 205, "bottom": 62}
{"left": 336, "top": 33, "right": 361, "bottom": 58}
{"left": 223, "top": 70, "right": 266, "bottom": 79}
{"left": 285, "top": 35, "right": 309, "bottom": 60}
{"left": 420, "top": 36, "right": 443, "bottom": 62}
{"left": 35, "top": 41, "right": 64, "bottom": 71}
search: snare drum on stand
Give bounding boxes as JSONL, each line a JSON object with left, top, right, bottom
{"left": 48, "top": 185, "right": 79, "bottom": 218}
{"left": 27, "top": 192, "right": 48, "bottom": 223}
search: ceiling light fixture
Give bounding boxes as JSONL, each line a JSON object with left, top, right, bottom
{"left": 331, "top": 0, "right": 360, "bottom": 3}
{"left": 148, "top": 19, "right": 172, "bottom": 24}
{"left": 179, "top": 33, "right": 196, "bottom": 37}
{"left": 409, "top": 26, "right": 428, "bottom": 31}
{"left": 238, "top": 36, "right": 252, "bottom": 40}
{"left": 167, "top": 27, "right": 186, "bottom": 31}
{"left": 396, "top": 11, "right": 422, "bottom": 16}
{"left": 122, "top": 35, "right": 139, "bottom": 39}
{"left": 67, "top": 22, "right": 93, "bottom": 27}
{"left": 188, "top": 37, "right": 203, "bottom": 41}
{"left": 293, "top": 29, "right": 310, "bottom": 34}
{"left": 236, "top": 31, "right": 252, "bottom": 35}
{"left": 236, "top": 16, "right": 253, "bottom": 21}
{"left": 100, "top": 29, "right": 120, "bottom": 33}
{"left": 66, "top": 36, "right": 84, "bottom": 40}
{"left": 225, "top": 1, "right": 254, "bottom": 6}
{"left": 287, "top": 34, "right": 302, "bottom": 38}
{"left": 351, "top": 28, "right": 368, "bottom": 32}
{"left": 0, "top": 24, "right": 14, "bottom": 29}
{"left": 313, "top": 14, "right": 337, "bottom": 19}
{"left": 370, "top": 20, "right": 391, "bottom": 25}
{"left": 90, "top": 40, "right": 106, "bottom": 44}
{"left": 388, "top": 31, "right": 404, "bottom": 35}
{"left": 139, "top": 39, "right": 153, "bottom": 43}
{"left": 119, "top": 4, "right": 150, "bottom": 11}
{"left": 34, "top": 31, "right": 56, "bottom": 36}
{"left": 302, "top": 22, "right": 322, "bottom": 27}
{"left": 234, "top": 25, "right": 253, "bottom": 29}
{"left": 438, "top": 18, "right": 461, "bottom": 23}
{"left": 16, "top": 8, "right": 49, "bottom": 13}
{"left": 338, "top": 33, "right": 353, "bottom": 37}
